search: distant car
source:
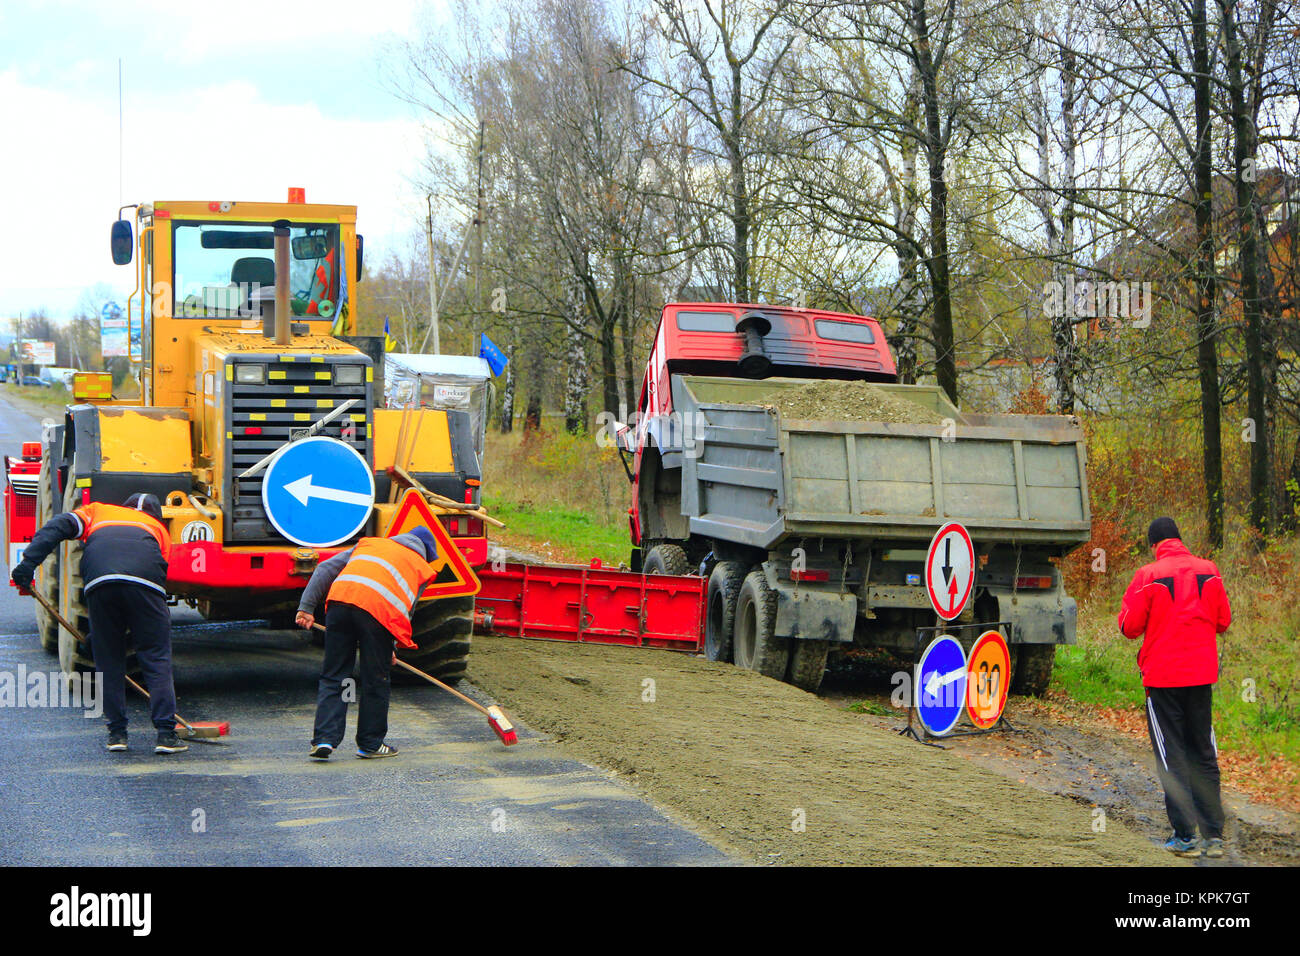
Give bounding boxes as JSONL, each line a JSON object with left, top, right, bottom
{"left": 20, "top": 377, "right": 47, "bottom": 387}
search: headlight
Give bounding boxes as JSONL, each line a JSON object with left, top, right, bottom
{"left": 235, "top": 364, "right": 265, "bottom": 384}
{"left": 333, "top": 365, "right": 364, "bottom": 385}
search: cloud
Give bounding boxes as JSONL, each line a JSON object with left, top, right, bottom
{"left": 0, "top": 67, "right": 429, "bottom": 317}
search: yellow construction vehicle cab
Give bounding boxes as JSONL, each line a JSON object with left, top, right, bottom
{"left": 9, "top": 189, "right": 484, "bottom": 680}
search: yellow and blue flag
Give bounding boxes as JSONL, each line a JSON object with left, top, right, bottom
{"left": 384, "top": 316, "right": 397, "bottom": 352}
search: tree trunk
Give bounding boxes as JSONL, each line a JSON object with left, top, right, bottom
{"left": 730, "top": 61, "right": 750, "bottom": 303}
{"left": 499, "top": 341, "right": 516, "bottom": 434}
{"left": 563, "top": 278, "right": 590, "bottom": 434}
{"left": 1223, "top": 0, "right": 1271, "bottom": 537}
{"left": 913, "top": 0, "right": 957, "bottom": 405}
{"left": 1193, "top": 0, "right": 1224, "bottom": 548}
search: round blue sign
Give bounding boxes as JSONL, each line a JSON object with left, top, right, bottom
{"left": 262, "top": 436, "right": 375, "bottom": 547}
{"left": 101, "top": 301, "right": 123, "bottom": 321}
{"left": 915, "top": 635, "right": 968, "bottom": 736}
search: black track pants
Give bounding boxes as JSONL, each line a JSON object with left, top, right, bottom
{"left": 85, "top": 582, "right": 176, "bottom": 734}
{"left": 312, "top": 602, "right": 394, "bottom": 752}
{"left": 1145, "top": 684, "right": 1224, "bottom": 840}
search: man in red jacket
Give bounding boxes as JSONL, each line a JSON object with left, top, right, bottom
{"left": 1118, "top": 517, "right": 1231, "bottom": 858}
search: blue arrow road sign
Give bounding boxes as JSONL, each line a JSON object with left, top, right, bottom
{"left": 262, "top": 436, "right": 375, "bottom": 548}
{"left": 915, "top": 635, "right": 968, "bottom": 736}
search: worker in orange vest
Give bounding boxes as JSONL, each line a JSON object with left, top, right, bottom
{"left": 10, "top": 493, "right": 184, "bottom": 754}
{"left": 295, "top": 527, "right": 438, "bottom": 760}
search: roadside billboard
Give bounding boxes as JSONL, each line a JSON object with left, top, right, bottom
{"left": 19, "top": 341, "right": 56, "bottom": 365}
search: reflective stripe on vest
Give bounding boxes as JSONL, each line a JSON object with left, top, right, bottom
{"left": 74, "top": 502, "right": 170, "bottom": 556}
{"left": 326, "top": 538, "right": 435, "bottom": 646}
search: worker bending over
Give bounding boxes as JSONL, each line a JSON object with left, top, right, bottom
{"left": 295, "top": 527, "right": 438, "bottom": 760}
{"left": 11, "top": 493, "right": 185, "bottom": 754}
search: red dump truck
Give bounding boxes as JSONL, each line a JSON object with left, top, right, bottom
{"left": 618, "top": 302, "right": 1091, "bottom": 694}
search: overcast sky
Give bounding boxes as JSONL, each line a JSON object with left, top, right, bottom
{"left": 0, "top": 0, "right": 446, "bottom": 320}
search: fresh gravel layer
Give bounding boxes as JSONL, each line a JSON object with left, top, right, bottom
{"left": 767, "top": 379, "right": 945, "bottom": 425}
{"left": 468, "top": 636, "right": 1178, "bottom": 866}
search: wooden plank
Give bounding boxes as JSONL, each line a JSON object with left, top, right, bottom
{"left": 930, "top": 437, "right": 945, "bottom": 518}
{"left": 1013, "top": 440, "right": 1031, "bottom": 520}
{"left": 845, "top": 433, "right": 861, "bottom": 515}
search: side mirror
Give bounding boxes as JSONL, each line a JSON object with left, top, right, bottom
{"left": 355, "top": 234, "right": 364, "bottom": 282}
{"left": 110, "top": 219, "right": 133, "bottom": 265}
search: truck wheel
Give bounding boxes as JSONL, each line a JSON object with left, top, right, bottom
{"left": 33, "top": 453, "right": 59, "bottom": 655}
{"left": 401, "top": 596, "right": 474, "bottom": 683}
{"left": 786, "top": 640, "right": 829, "bottom": 693}
{"left": 1012, "top": 644, "right": 1056, "bottom": 697}
{"left": 56, "top": 479, "right": 98, "bottom": 678}
{"left": 705, "top": 560, "right": 745, "bottom": 662}
{"left": 643, "top": 543, "right": 690, "bottom": 575}
{"left": 733, "top": 569, "right": 789, "bottom": 680}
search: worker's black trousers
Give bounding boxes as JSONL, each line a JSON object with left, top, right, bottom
{"left": 1145, "top": 684, "right": 1224, "bottom": 840}
{"left": 313, "top": 603, "right": 394, "bottom": 752}
{"left": 85, "top": 582, "right": 176, "bottom": 734}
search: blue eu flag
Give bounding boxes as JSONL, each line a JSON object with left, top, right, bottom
{"left": 480, "top": 333, "right": 508, "bottom": 376}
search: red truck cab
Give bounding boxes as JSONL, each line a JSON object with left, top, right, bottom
{"left": 4, "top": 441, "right": 43, "bottom": 578}
{"left": 627, "top": 302, "right": 896, "bottom": 553}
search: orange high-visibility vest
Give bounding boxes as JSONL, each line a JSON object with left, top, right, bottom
{"left": 72, "top": 502, "right": 171, "bottom": 555}
{"left": 326, "top": 537, "right": 436, "bottom": 648}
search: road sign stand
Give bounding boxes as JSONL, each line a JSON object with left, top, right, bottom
{"left": 897, "top": 620, "right": 1020, "bottom": 745}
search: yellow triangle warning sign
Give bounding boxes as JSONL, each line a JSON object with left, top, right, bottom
{"left": 386, "top": 489, "right": 481, "bottom": 599}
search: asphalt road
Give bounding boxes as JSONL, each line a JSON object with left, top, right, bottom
{"left": 0, "top": 392, "right": 729, "bottom": 865}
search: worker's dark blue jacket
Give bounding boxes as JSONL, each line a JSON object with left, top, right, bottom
{"left": 20, "top": 502, "right": 171, "bottom": 595}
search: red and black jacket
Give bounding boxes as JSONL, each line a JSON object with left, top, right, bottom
{"left": 1117, "top": 538, "right": 1231, "bottom": 687}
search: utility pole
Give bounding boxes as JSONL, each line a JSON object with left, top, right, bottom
{"left": 425, "top": 194, "right": 440, "bottom": 354}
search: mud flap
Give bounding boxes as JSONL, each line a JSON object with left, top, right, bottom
{"left": 989, "top": 587, "right": 1077, "bottom": 646}
{"left": 762, "top": 562, "right": 857, "bottom": 642}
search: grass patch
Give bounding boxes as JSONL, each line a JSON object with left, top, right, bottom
{"left": 484, "top": 495, "right": 629, "bottom": 566}
{"left": 847, "top": 699, "right": 894, "bottom": 717}
{"left": 482, "top": 427, "right": 631, "bottom": 566}
{"left": 6, "top": 384, "right": 72, "bottom": 409}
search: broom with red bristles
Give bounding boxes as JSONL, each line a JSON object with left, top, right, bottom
{"left": 311, "top": 623, "right": 516, "bottom": 746}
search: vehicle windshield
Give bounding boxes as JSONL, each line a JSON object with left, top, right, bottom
{"left": 171, "top": 222, "right": 340, "bottom": 319}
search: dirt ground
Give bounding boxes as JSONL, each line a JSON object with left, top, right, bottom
{"left": 819, "top": 653, "right": 1300, "bottom": 866}
{"left": 468, "top": 635, "right": 1179, "bottom": 866}
{"left": 768, "top": 379, "right": 944, "bottom": 425}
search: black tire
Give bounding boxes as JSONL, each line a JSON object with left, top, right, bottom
{"left": 733, "top": 569, "right": 789, "bottom": 679}
{"left": 705, "top": 560, "right": 745, "bottom": 662}
{"left": 33, "top": 452, "right": 59, "bottom": 655}
{"left": 787, "top": 640, "right": 830, "bottom": 693}
{"left": 1012, "top": 644, "right": 1056, "bottom": 697}
{"left": 643, "top": 543, "right": 690, "bottom": 575}
{"left": 401, "top": 596, "right": 474, "bottom": 683}
{"left": 55, "top": 476, "right": 99, "bottom": 677}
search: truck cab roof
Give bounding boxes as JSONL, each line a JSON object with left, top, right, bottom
{"left": 657, "top": 302, "right": 897, "bottom": 382}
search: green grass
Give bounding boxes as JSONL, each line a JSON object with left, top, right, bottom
{"left": 1052, "top": 637, "right": 1147, "bottom": 710}
{"left": 485, "top": 494, "right": 630, "bottom": 567}
{"left": 847, "top": 699, "right": 895, "bottom": 717}
{"left": 7, "top": 384, "right": 72, "bottom": 409}
{"left": 1057, "top": 603, "right": 1300, "bottom": 766}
